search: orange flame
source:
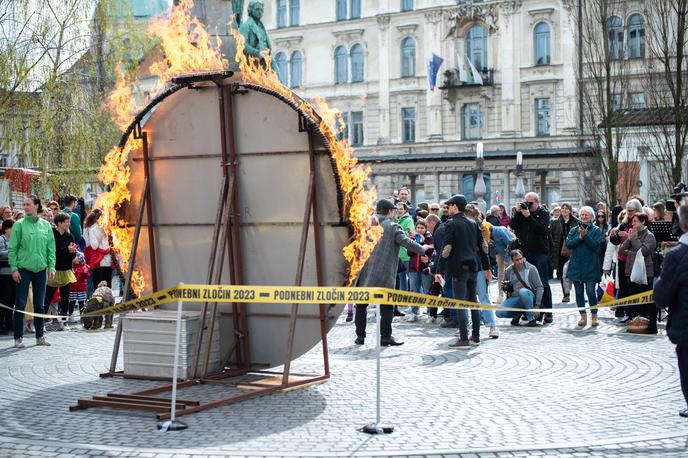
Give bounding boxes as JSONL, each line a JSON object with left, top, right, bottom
{"left": 147, "top": 0, "right": 227, "bottom": 88}
{"left": 233, "top": 28, "right": 382, "bottom": 285}
{"left": 106, "top": 66, "right": 138, "bottom": 132}
{"left": 95, "top": 140, "right": 146, "bottom": 295}
{"left": 97, "top": 0, "right": 228, "bottom": 295}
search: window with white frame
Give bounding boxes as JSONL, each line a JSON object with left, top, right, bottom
{"left": 461, "top": 103, "right": 482, "bottom": 139}
{"left": 277, "top": 0, "right": 287, "bottom": 28}
{"left": 535, "top": 98, "right": 550, "bottom": 136}
{"left": 534, "top": 22, "right": 551, "bottom": 65}
{"left": 612, "top": 93, "right": 623, "bottom": 111}
{"left": 290, "top": 51, "right": 302, "bottom": 88}
{"left": 465, "top": 25, "right": 487, "bottom": 70}
{"left": 335, "top": 46, "right": 348, "bottom": 83}
{"left": 289, "top": 0, "right": 299, "bottom": 26}
{"left": 627, "top": 14, "right": 645, "bottom": 59}
{"left": 275, "top": 52, "right": 288, "bottom": 85}
{"left": 607, "top": 16, "right": 624, "bottom": 60}
{"left": 337, "top": 0, "right": 360, "bottom": 20}
{"left": 350, "top": 0, "right": 361, "bottom": 19}
{"left": 350, "top": 43, "right": 364, "bottom": 82}
{"left": 336, "top": 0, "right": 347, "bottom": 20}
{"left": 401, "top": 37, "right": 415, "bottom": 77}
{"left": 629, "top": 92, "right": 646, "bottom": 108}
{"left": 350, "top": 111, "right": 364, "bottom": 146}
{"left": 402, "top": 107, "right": 416, "bottom": 143}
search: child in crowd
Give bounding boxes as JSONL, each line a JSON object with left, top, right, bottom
{"left": 70, "top": 254, "right": 90, "bottom": 318}
{"left": 47, "top": 289, "right": 62, "bottom": 330}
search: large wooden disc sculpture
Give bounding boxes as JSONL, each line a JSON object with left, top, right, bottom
{"left": 120, "top": 71, "right": 349, "bottom": 369}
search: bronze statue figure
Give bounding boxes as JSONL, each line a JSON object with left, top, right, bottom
{"left": 238, "top": 0, "right": 279, "bottom": 74}
{"left": 232, "top": 0, "right": 244, "bottom": 28}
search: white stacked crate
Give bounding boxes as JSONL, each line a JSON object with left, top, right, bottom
{"left": 122, "top": 310, "right": 222, "bottom": 379}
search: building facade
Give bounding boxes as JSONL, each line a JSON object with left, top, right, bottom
{"left": 261, "top": 0, "right": 588, "bottom": 208}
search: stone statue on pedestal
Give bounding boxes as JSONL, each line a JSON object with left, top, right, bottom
{"left": 237, "top": 0, "right": 279, "bottom": 74}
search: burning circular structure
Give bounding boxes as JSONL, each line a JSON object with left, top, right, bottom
{"left": 119, "top": 70, "right": 352, "bottom": 368}
{"left": 73, "top": 1, "right": 381, "bottom": 418}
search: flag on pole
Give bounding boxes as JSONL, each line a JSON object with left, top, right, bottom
{"left": 456, "top": 53, "right": 468, "bottom": 83}
{"left": 466, "top": 55, "right": 484, "bottom": 85}
{"left": 427, "top": 53, "right": 444, "bottom": 91}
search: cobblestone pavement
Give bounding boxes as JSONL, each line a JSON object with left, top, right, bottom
{"left": 0, "top": 281, "right": 687, "bottom": 457}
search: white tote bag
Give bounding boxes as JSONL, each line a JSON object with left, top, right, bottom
{"left": 630, "top": 251, "right": 648, "bottom": 285}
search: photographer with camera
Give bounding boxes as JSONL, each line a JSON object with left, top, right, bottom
{"left": 509, "top": 192, "right": 553, "bottom": 322}
{"left": 495, "top": 249, "right": 544, "bottom": 327}
{"left": 565, "top": 206, "right": 603, "bottom": 327}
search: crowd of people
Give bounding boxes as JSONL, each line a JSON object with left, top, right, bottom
{"left": 354, "top": 185, "right": 688, "bottom": 349}
{"left": 0, "top": 195, "right": 114, "bottom": 348}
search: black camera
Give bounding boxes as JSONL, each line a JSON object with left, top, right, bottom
{"left": 519, "top": 201, "right": 533, "bottom": 210}
{"left": 501, "top": 281, "right": 514, "bottom": 295}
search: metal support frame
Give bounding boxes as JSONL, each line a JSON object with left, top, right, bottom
{"left": 77, "top": 82, "right": 332, "bottom": 420}
{"left": 105, "top": 131, "right": 158, "bottom": 376}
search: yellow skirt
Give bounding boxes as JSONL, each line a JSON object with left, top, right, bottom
{"left": 47, "top": 269, "right": 76, "bottom": 288}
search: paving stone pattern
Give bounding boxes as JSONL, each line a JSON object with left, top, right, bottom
{"left": 0, "top": 281, "right": 687, "bottom": 457}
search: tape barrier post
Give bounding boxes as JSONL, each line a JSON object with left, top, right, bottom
{"left": 361, "top": 303, "right": 393, "bottom": 434}
{"left": 157, "top": 283, "right": 188, "bottom": 432}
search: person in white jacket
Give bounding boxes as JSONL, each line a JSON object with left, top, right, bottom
{"left": 83, "top": 209, "right": 112, "bottom": 291}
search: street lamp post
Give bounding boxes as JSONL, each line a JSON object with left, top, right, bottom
{"left": 474, "top": 142, "right": 487, "bottom": 214}
{"left": 515, "top": 151, "right": 525, "bottom": 202}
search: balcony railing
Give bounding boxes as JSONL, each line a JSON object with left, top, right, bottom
{"left": 440, "top": 68, "right": 494, "bottom": 89}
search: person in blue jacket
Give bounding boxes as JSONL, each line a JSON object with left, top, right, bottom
{"left": 566, "top": 206, "right": 602, "bottom": 327}
{"left": 655, "top": 203, "right": 688, "bottom": 418}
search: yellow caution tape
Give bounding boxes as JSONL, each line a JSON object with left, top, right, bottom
{"left": 0, "top": 285, "right": 655, "bottom": 320}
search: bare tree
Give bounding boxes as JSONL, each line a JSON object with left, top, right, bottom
{"left": 641, "top": 0, "right": 688, "bottom": 199}
{"left": 576, "top": 0, "right": 638, "bottom": 205}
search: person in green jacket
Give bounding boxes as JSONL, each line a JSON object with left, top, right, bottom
{"left": 62, "top": 195, "right": 82, "bottom": 246}
{"left": 9, "top": 195, "right": 56, "bottom": 348}
{"left": 395, "top": 201, "right": 415, "bottom": 288}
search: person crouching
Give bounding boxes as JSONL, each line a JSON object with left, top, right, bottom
{"left": 496, "top": 249, "right": 544, "bottom": 327}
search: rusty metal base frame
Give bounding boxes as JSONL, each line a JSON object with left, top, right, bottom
{"left": 72, "top": 73, "right": 334, "bottom": 420}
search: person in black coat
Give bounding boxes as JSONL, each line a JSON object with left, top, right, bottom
{"left": 654, "top": 204, "right": 688, "bottom": 418}
{"left": 436, "top": 194, "right": 492, "bottom": 347}
{"left": 45, "top": 212, "right": 77, "bottom": 325}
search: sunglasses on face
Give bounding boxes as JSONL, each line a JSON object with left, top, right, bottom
{"left": 430, "top": 208, "right": 440, "bottom": 211}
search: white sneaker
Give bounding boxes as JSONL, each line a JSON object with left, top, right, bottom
{"left": 62, "top": 323, "right": 70, "bottom": 331}
{"left": 427, "top": 316, "right": 437, "bottom": 324}
{"left": 14, "top": 338, "right": 25, "bottom": 348}
{"left": 406, "top": 313, "right": 418, "bottom": 322}
{"left": 489, "top": 326, "right": 500, "bottom": 339}
{"left": 36, "top": 337, "right": 51, "bottom": 346}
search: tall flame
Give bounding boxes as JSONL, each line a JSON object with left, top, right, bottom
{"left": 106, "top": 66, "right": 138, "bottom": 132}
{"left": 233, "top": 29, "right": 382, "bottom": 285}
{"left": 147, "top": 0, "right": 227, "bottom": 88}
